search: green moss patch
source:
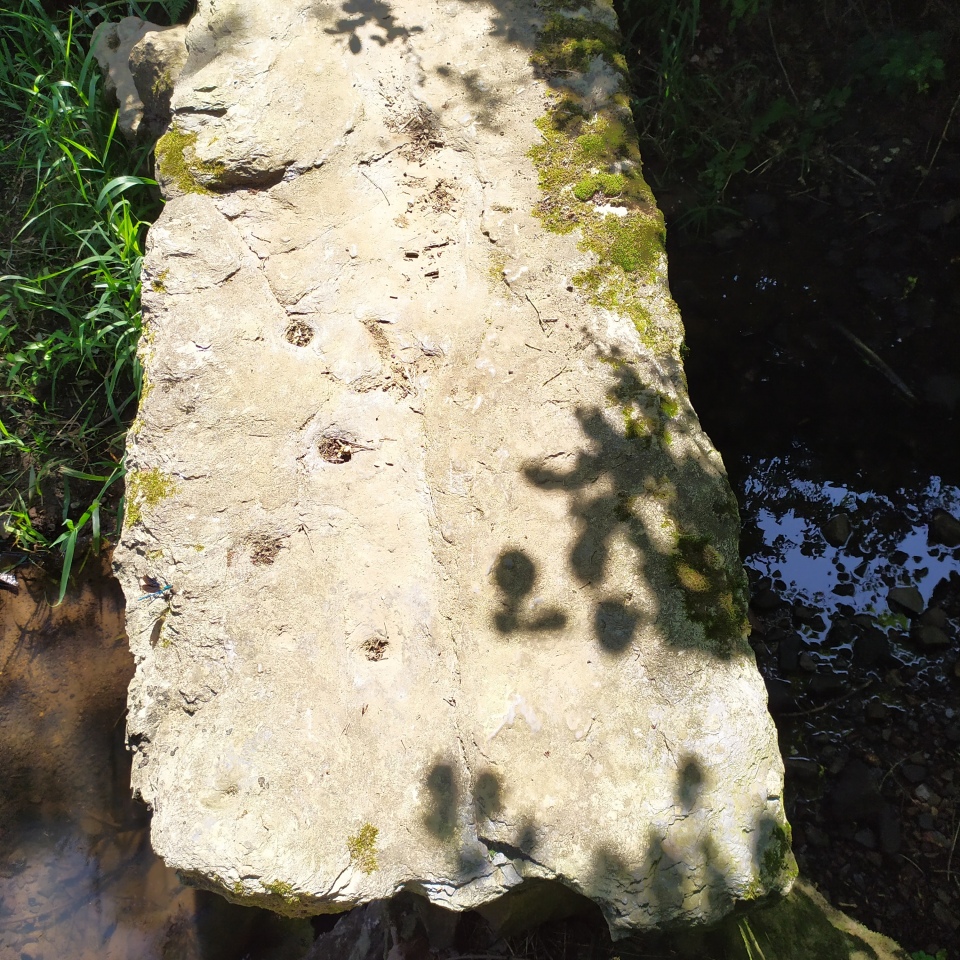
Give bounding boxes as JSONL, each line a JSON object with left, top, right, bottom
{"left": 531, "top": 14, "right": 628, "bottom": 77}
{"left": 264, "top": 879, "right": 298, "bottom": 903}
{"left": 574, "top": 171, "right": 625, "bottom": 201}
{"left": 156, "top": 124, "right": 225, "bottom": 195}
{"left": 609, "top": 382, "right": 679, "bottom": 447}
{"left": 347, "top": 823, "right": 379, "bottom": 874}
{"left": 125, "top": 468, "right": 177, "bottom": 526}
{"left": 671, "top": 534, "right": 749, "bottom": 653}
{"left": 527, "top": 15, "right": 672, "bottom": 350}
{"left": 760, "top": 823, "right": 797, "bottom": 888}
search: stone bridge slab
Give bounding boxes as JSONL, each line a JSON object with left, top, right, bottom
{"left": 114, "top": 0, "right": 794, "bottom": 936}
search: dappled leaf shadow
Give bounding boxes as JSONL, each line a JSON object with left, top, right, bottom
{"left": 513, "top": 346, "right": 749, "bottom": 660}
{"left": 491, "top": 549, "right": 568, "bottom": 634}
{"left": 422, "top": 760, "right": 459, "bottom": 840}
{"left": 318, "top": 0, "right": 424, "bottom": 54}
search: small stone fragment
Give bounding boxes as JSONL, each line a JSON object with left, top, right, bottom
{"left": 822, "top": 513, "right": 852, "bottom": 547}
{"left": 920, "top": 606, "right": 948, "bottom": 628}
{"left": 792, "top": 601, "right": 819, "bottom": 624}
{"left": 887, "top": 586, "right": 924, "bottom": 618}
{"left": 912, "top": 625, "right": 951, "bottom": 648}
{"left": 864, "top": 700, "right": 888, "bottom": 722}
{"left": 930, "top": 507, "right": 960, "bottom": 547}
{"left": 902, "top": 764, "right": 927, "bottom": 784}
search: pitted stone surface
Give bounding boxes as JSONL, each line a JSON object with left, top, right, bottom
{"left": 114, "top": 0, "right": 793, "bottom": 936}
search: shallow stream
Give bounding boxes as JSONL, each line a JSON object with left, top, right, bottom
{"left": 673, "top": 199, "right": 960, "bottom": 951}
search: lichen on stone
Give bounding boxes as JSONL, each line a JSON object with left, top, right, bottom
{"left": 671, "top": 533, "right": 749, "bottom": 653}
{"left": 125, "top": 468, "right": 177, "bottom": 526}
{"left": 155, "top": 123, "right": 225, "bottom": 195}
{"left": 347, "top": 823, "right": 379, "bottom": 874}
{"left": 150, "top": 268, "right": 169, "bottom": 293}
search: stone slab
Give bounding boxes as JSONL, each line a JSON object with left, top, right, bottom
{"left": 114, "top": 0, "right": 793, "bottom": 937}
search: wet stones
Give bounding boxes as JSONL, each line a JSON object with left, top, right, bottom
{"left": 822, "top": 513, "right": 852, "bottom": 547}
{"left": 929, "top": 507, "right": 960, "bottom": 547}
{"left": 887, "top": 586, "right": 924, "bottom": 618}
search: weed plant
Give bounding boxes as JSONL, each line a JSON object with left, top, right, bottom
{"left": 618, "top": 0, "right": 960, "bottom": 230}
{"left": 0, "top": 0, "right": 192, "bottom": 599}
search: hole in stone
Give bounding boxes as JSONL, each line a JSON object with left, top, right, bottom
{"left": 317, "top": 435, "right": 354, "bottom": 463}
{"left": 362, "top": 636, "right": 388, "bottom": 661}
{"left": 249, "top": 535, "right": 283, "bottom": 566}
{"left": 285, "top": 319, "right": 314, "bottom": 346}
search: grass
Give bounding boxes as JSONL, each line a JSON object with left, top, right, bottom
{"left": 0, "top": 0, "right": 192, "bottom": 599}
{"left": 617, "top": 0, "right": 960, "bottom": 229}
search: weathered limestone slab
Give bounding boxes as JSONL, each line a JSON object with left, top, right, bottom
{"left": 114, "top": 0, "right": 794, "bottom": 937}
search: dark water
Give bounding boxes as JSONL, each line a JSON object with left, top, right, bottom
{"left": 671, "top": 204, "right": 960, "bottom": 949}
{"left": 673, "top": 204, "right": 960, "bottom": 625}
{"left": 0, "top": 560, "right": 314, "bottom": 960}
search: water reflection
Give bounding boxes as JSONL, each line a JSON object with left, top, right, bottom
{"left": 744, "top": 458, "right": 960, "bottom": 612}
{"left": 740, "top": 452, "right": 960, "bottom": 678}
{"left": 0, "top": 558, "right": 313, "bottom": 960}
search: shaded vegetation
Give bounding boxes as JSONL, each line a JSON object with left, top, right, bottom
{"left": 618, "top": 0, "right": 960, "bottom": 229}
{"left": 0, "top": 0, "right": 192, "bottom": 596}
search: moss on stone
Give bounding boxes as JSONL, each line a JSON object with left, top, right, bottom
{"left": 265, "top": 879, "right": 296, "bottom": 899}
{"left": 761, "top": 823, "right": 795, "bottom": 884}
{"left": 574, "top": 171, "right": 626, "bottom": 201}
{"left": 156, "top": 123, "right": 225, "bottom": 195}
{"left": 152, "top": 69, "right": 173, "bottom": 98}
{"left": 126, "top": 468, "right": 177, "bottom": 526}
{"left": 741, "top": 822, "right": 798, "bottom": 900}
{"left": 527, "top": 15, "right": 671, "bottom": 350}
{"left": 530, "top": 14, "right": 628, "bottom": 77}
{"left": 347, "top": 823, "right": 379, "bottom": 874}
{"left": 488, "top": 249, "right": 508, "bottom": 286}
{"left": 671, "top": 533, "right": 749, "bottom": 653}
{"left": 607, "top": 377, "right": 678, "bottom": 447}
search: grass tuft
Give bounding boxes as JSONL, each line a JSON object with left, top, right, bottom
{"left": 0, "top": 0, "right": 190, "bottom": 592}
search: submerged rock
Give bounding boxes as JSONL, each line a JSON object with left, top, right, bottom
{"left": 821, "top": 513, "right": 852, "bottom": 548}
{"left": 113, "top": 0, "right": 792, "bottom": 937}
{"left": 930, "top": 507, "right": 960, "bottom": 547}
{"left": 887, "top": 586, "right": 924, "bottom": 618}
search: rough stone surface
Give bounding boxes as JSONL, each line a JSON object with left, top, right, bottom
{"left": 128, "top": 22, "right": 189, "bottom": 141}
{"left": 91, "top": 16, "right": 187, "bottom": 142}
{"left": 114, "top": 0, "right": 792, "bottom": 937}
